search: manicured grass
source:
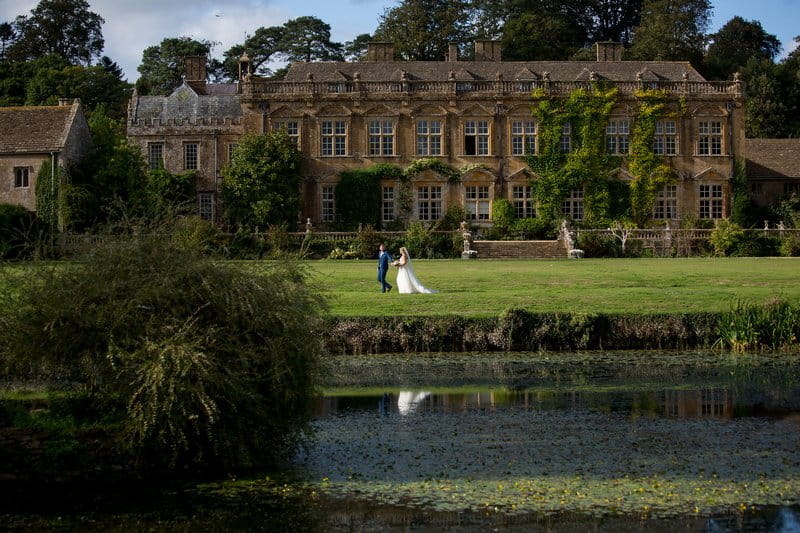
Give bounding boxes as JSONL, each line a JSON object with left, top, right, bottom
{"left": 308, "top": 257, "right": 800, "bottom": 317}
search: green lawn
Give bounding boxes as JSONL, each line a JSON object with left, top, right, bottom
{"left": 309, "top": 257, "right": 800, "bottom": 317}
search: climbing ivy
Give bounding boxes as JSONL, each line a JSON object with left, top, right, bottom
{"left": 35, "top": 158, "right": 65, "bottom": 232}
{"left": 528, "top": 85, "right": 620, "bottom": 225}
{"left": 335, "top": 164, "right": 402, "bottom": 229}
{"left": 628, "top": 89, "right": 676, "bottom": 224}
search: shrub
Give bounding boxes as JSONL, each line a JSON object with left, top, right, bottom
{"left": 709, "top": 219, "right": 744, "bottom": 256}
{"left": 717, "top": 299, "right": 800, "bottom": 353}
{"left": 0, "top": 203, "right": 37, "bottom": 260}
{"left": 780, "top": 236, "right": 800, "bottom": 257}
{"left": 491, "top": 199, "right": 515, "bottom": 237}
{"left": 170, "top": 216, "right": 224, "bottom": 255}
{"left": 0, "top": 221, "right": 326, "bottom": 473}
{"left": 513, "top": 218, "right": 556, "bottom": 240}
{"left": 732, "top": 234, "right": 780, "bottom": 257}
{"left": 576, "top": 231, "right": 621, "bottom": 258}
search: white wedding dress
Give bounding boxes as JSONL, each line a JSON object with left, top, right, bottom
{"left": 396, "top": 253, "right": 438, "bottom": 294}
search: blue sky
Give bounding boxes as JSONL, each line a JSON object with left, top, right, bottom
{"left": 2, "top": 0, "right": 798, "bottom": 81}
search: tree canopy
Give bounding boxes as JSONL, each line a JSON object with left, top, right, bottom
{"left": 135, "top": 37, "right": 219, "bottom": 95}
{"left": 372, "top": 0, "right": 473, "bottom": 60}
{"left": 7, "top": 0, "right": 104, "bottom": 65}
{"left": 627, "top": 0, "right": 711, "bottom": 65}
{"left": 221, "top": 132, "right": 303, "bottom": 228}
{"left": 704, "top": 16, "right": 781, "bottom": 80}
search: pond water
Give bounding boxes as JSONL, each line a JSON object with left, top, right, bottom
{"left": 3, "top": 351, "right": 800, "bottom": 532}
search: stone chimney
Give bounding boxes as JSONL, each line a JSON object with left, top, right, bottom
{"left": 595, "top": 42, "right": 624, "bottom": 62}
{"left": 447, "top": 43, "right": 459, "bottom": 62}
{"left": 57, "top": 98, "right": 72, "bottom": 106}
{"left": 184, "top": 55, "right": 207, "bottom": 93}
{"left": 366, "top": 42, "right": 395, "bottom": 62}
{"left": 474, "top": 40, "right": 501, "bottom": 62}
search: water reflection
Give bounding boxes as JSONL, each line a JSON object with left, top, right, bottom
{"left": 317, "top": 386, "right": 780, "bottom": 420}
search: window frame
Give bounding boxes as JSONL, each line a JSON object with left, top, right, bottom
{"left": 382, "top": 185, "right": 395, "bottom": 223}
{"left": 605, "top": 118, "right": 630, "bottom": 155}
{"left": 13, "top": 166, "right": 30, "bottom": 188}
{"left": 415, "top": 118, "right": 444, "bottom": 156}
{"left": 183, "top": 141, "right": 199, "bottom": 171}
{"left": 464, "top": 184, "right": 491, "bottom": 221}
{"left": 697, "top": 120, "right": 723, "bottom": 156}
{"left": 559, "top": 122, "right": 572, "bottom": 154}
{"left": 320, "top": 119, "right": 348, "bottom": 157}
{"left": 562, "top": 187, "right": 584, "bottom": 220}
{"left": 511, "top": 184, "right": 535, "bottom": 218}
{"left": 273, "top": 120, "right": 301, "bottom": 146}
{"left": 367, "top": 119, "right": 396, "bottom": 157}
{"left": 463, "top": 119, "right": 490, "bottom": 156}
{"left": 198, "top": 192, "right": 214, "bottom": 221}
{"left": 510, "top": 119, "right": 537, "bottom": 156}
{"left": 416, "top": 185, "right": 443, "bottom": 221}
{"left": 147, "top": 142, "right": 164, "bottom": 170}
{"left": 653, "top": 184, "right": 677, "bottom": 220}
{"left": 699, "top": 184, "right": 723, "bottom": 219}
{"left": 653, "top": 119, "right": 678, "bottom": 156}
{"left": 321, "top": 185, "right": 336, "bottom": 222}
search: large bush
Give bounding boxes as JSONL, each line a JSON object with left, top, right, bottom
{"left": 0, "top": 203, "right": 37, "bottom": 260}
{"left": 0, "top": 224, "right": 326, "bottom": 473}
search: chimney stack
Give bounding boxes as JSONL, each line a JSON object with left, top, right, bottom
{"left": 184, "top": 55, "right": 207, "bottom": 93}
{"left": 366, "top": 42, "right": 395, "bottom": 62}
{"left": 595, "top": 42, "right": 624, "bottom": 62}
{"left": 447, "top": 43, "right": 459, "bottom": 62}
{"left": 474, "top": 40, "right": 501, "bottom": 62}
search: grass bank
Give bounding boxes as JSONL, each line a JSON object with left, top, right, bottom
{"left": 308, "top": 257, "right": 800, "bottom": 317}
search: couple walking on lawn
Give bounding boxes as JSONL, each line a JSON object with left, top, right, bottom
{"left": 377, "top": 244, "right": 437, "bottom": 294}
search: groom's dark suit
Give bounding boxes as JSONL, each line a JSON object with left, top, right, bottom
{"left": 377, "top": 250, "right": 392, "bottom": 292}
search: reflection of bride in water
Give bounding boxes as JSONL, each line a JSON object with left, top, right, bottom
{"left": 393, "top": 247, "right": 437, "bottom": 294}
{"left": 397, "top": 391, "right": 431, "bottom": 414}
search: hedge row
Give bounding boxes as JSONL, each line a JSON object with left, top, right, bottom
{"left": 324, "top": 310, "right": 720, "bottom": 354}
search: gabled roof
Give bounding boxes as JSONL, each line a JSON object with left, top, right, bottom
{"left": 283, "top": 60, "right": 705, "bottom": 83}
{"left": 0, "top": 102, "right": 82, "bottom": 154}
{"left": 130, "top": 81, "right": 242, "bottom": 122}
{"left": 745, "top": 139, "right": 800, "bottom": 179}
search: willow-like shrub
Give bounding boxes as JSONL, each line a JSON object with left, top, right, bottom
{"left": 0, "top": 228, "right": 326, "bottom": 473}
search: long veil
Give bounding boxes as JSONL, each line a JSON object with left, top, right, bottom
{"left": 402, "top": 250, "right": 437, "bottom": 294}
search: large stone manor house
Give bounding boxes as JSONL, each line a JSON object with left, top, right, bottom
{"left": 126, "top": 41, "right": 749, "bottom": 227}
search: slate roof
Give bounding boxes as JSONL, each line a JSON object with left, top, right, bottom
{"left": 130, "top": 82, "right": 242, "bottom": 122}
{"left": 745, "top": 139, "right": 800, "bottom": 179}
{"left": 283, "top": 60, "right": 705, "bottom": 83}
{"left": 0, "top": 103, "right": 80, "bottom": 154}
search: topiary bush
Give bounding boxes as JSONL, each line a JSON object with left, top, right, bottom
{"left": 0, "top": 221, "right": 327, "bottom": 473}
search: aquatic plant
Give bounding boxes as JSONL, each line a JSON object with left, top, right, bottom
{"left": 717, "top": 299, "right": 800, "bottom": 353}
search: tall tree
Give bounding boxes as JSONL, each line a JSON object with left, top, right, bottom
{"left": 8, "top": 0, "right": 104, "bottom": 65}
{"left": 704, "top": 16, "right": 781, "bottom": 80}
{"left": 502, "top": 11, "right": 584, "bottom": 60}
{"left": 0, "top": 22, "right": 15, "bottom": 60}
{"left": 372, "top": 0, "right": 473, "bottom": 61}
{"left": 584, "top": 0, "right": 644, "bottom": 44}
{"left": 221, "top": 132, "right": 302, "bottom": 228}
{"left": 741, "top": 59, "right": 789, "bottom": 138}
{"left": 628, "top": 0, "right": 711, "bottom": 66}
{"left": 24, "top": 62, "right": 131, "bottom": 115}
{"left": 135, "top": 37, "right": 217, "bottom": 95}
{"left": 344, "top": 33, "right": 373, "bottom": 62}
{"left": 280, "top": 16, "right": 343, "bottom": 62}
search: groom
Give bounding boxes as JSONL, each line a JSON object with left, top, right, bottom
{"left": 377, "top": 244, "right": 392, "bottom": 293}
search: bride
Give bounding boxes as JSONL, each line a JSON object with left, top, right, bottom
{"left": 393, "top": 247, "right": 438, "bottom": 294}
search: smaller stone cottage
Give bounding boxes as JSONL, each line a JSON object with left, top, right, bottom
{"left": 0, "top": 99, "right": 91, "bottom": 211}
{"left": 744, "top": 138, "right": 800, "bottom": 207}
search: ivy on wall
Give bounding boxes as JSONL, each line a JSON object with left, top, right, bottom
{"left": 35, "top": 158, "right": 65, "bottom": 232}
{"left": 527, "top": 86, "right": 679, "bottom": 226}
{"left": 628, "top": 89, "right": 676, "bottom": 224}
{"left": 528, "top": 85, "right": 620, "bottom": 225}
{"left": 333, "top": 159, "right": 484, "bottom": 228}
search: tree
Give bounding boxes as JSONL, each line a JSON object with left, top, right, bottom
{"left": 582, "top": 0, "right": 644, "bottom": 45}
{"left": 0, "top": 22, "right": 16, "bottom": 60}
{"left": 135, "top": 37, "right": 219, "bottom": 95}
{"left": 222, "top": 26, "right": 284, "bottom": 79}
{"left": 7, "top": 0, "right": 104, "bottom": 65}
{"left": 628, "top": 0, "right": 711, "bottom": 66}
{"left": 704, "top": 17, "right": 781, "bottom": 80}
{"left": 280, "top": 16, "right": 343, "bottom": 62}
{"left": 502, "top": 11, "right": 584, "bottom": 60}
{"left": 344, "top": 33, "right": 373, "bottom": 62}
{"left": 741, "top": 59, "right": 790, "bottom": 138}
{"left": 24, "top": 61, "right": 131, "bottom": 115}
{"left": 221, "top": 131, "right": 302, "bottom": 228}
{"left": 372, "top": 0, "right": 473, "bottom": 60}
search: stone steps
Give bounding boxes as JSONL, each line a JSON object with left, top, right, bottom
{"left": 471, "top": 240, "right": 568, "bottom": 259}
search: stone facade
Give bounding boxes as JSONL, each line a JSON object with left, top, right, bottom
{"left": 744, "top": 138, "right": 800, "bottom": 208}
{"left": 0, "top": 100, "right": 91, "bottom": 211}
{"left": 127, "top": 43, "right": 746, "bottom": 227}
